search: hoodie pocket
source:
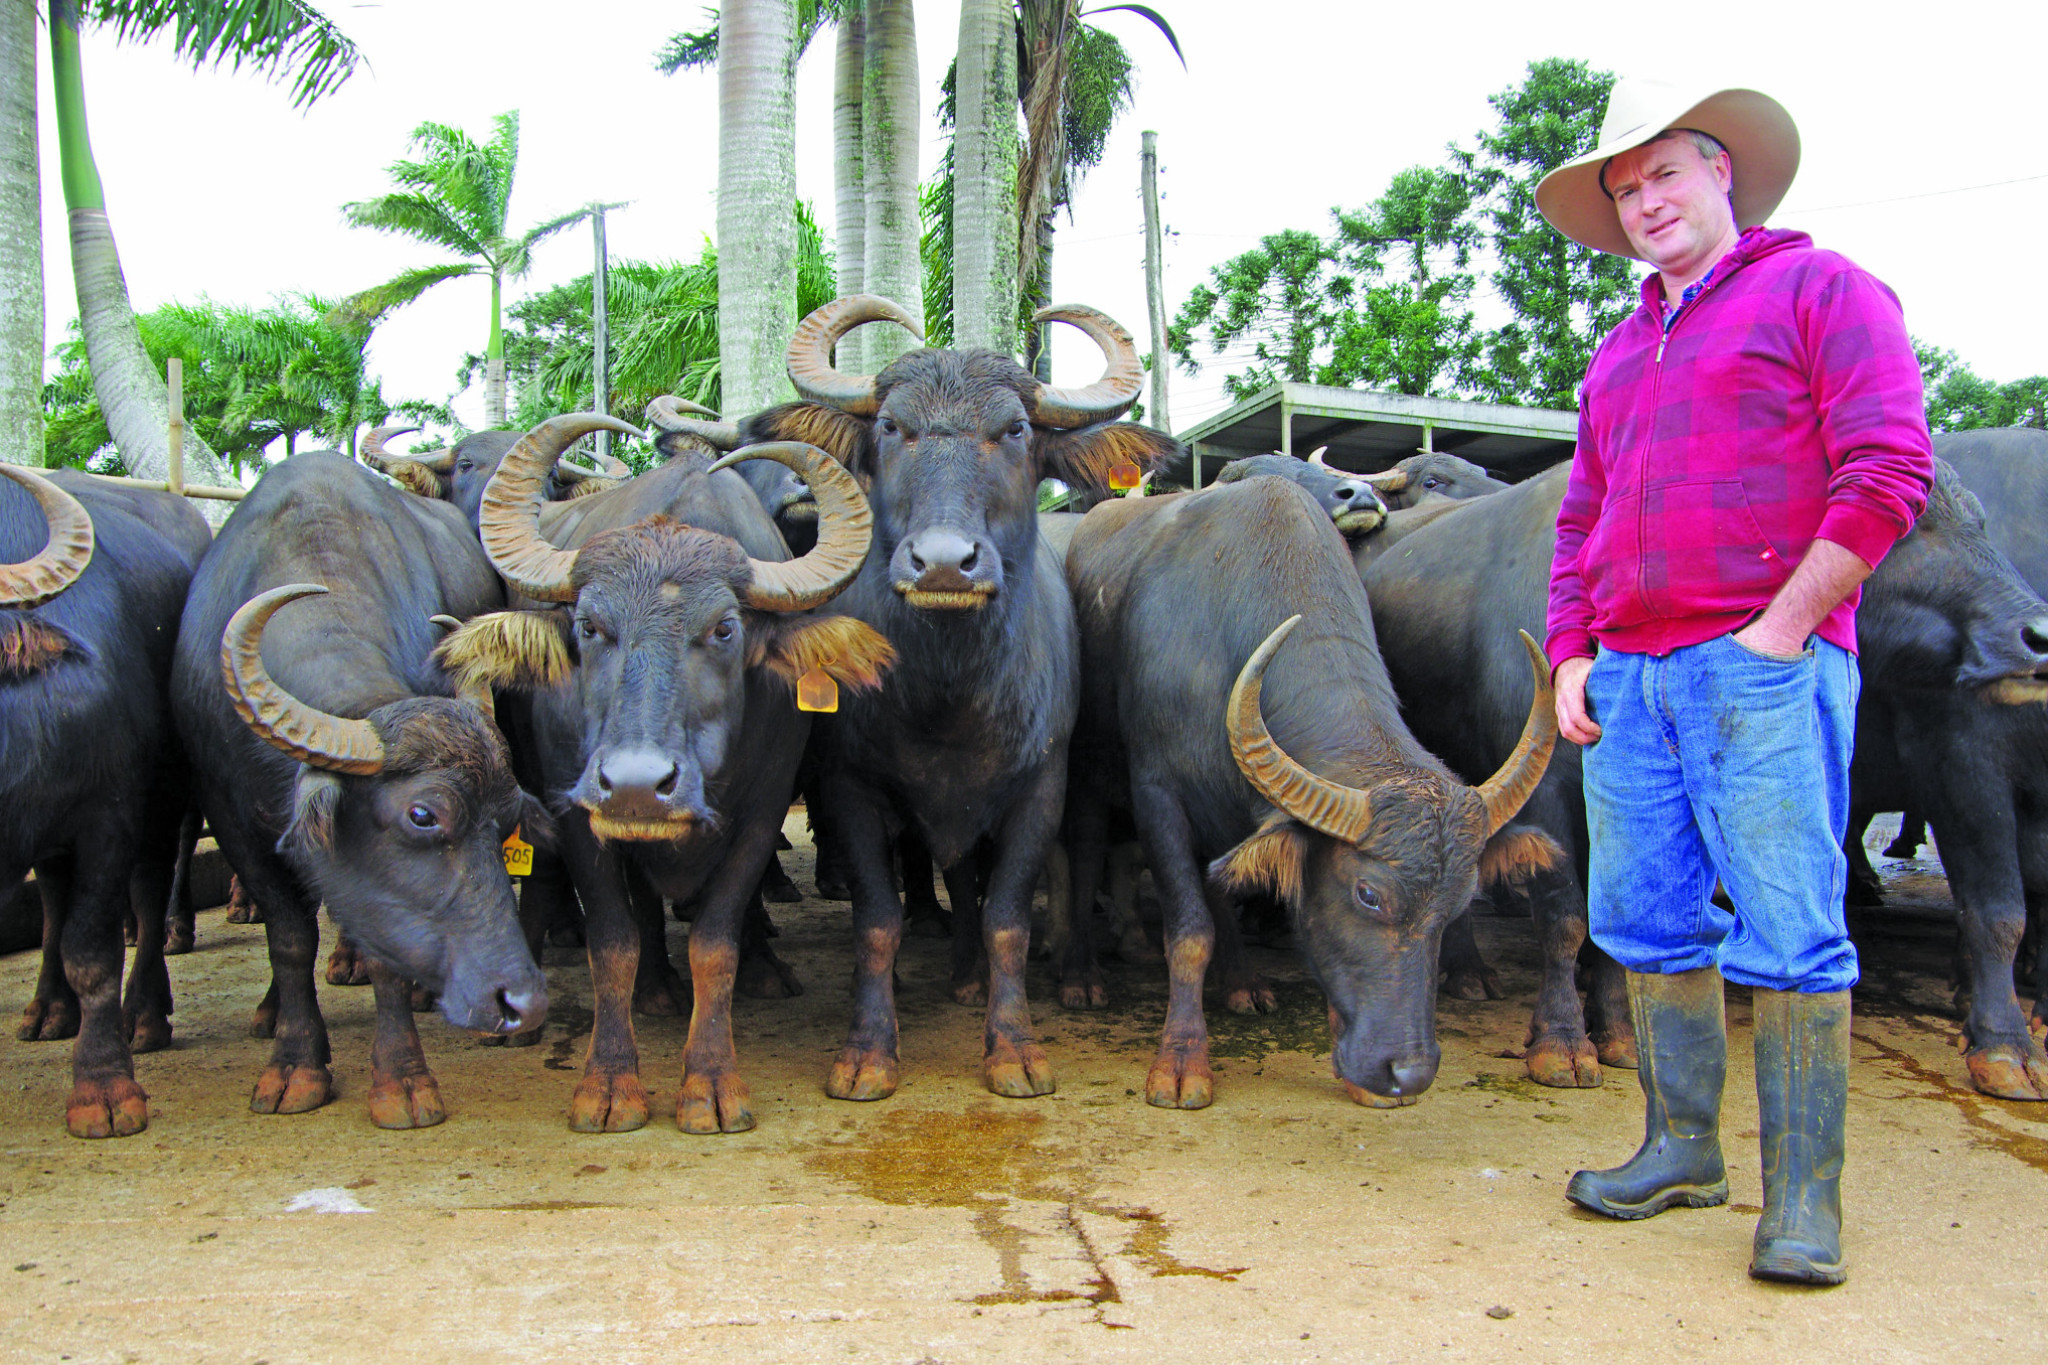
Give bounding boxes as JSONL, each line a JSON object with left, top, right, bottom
{"left": 1639, "top": 478, "right": 1787, "bottom": 619}
{"left": 1579, "top": 488, "right": 1644, "bottom": 629}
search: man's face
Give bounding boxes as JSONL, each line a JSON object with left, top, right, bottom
{"left": 1603, "top": 135, "right": 1738, "bottom": 276}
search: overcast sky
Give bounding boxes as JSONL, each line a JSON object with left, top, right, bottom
{"left": 27, "top": 0, "right": 2047, "bottom": 444}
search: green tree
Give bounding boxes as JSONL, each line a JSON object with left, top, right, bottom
{"left": 1918, "top": 341, "right": 2048, "bottom": 432}
{"left": 340, "top": 112, "right": 601, "bottom": 429}
{"left": 45, "top": 0, "right": 360, "bottom": 488}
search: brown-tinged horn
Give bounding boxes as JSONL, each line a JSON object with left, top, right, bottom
{"left": 1474, "top": 631, "right": 1560, "bottom": 836}
{"left": 412, "top": 446, "right": 457, "bottom": 474}
{"left": 645, "top": 395, "right": 741, "bottom": 449}
{"left": 479, "top": 413, "right": 647, "bottom": 603}
{"left": 358, "top": 424, "right": 421, "bottom": 471}
{"left": 1307, "top": 445, "right": 1330, "bottom": 467}
{"left": 1363, "top": 467, "right": 1411, "bottom": 492}
{"left": 708, "top": 442, "right": 874, "bottom": 612}
{"left": 221, "top": 585, "right": 386, "bottom": 775}
{"left": 1028, "top": 303, "right": 1145, "bottom": 428}
{"left": 1225, "top": 616, "right": 1374, "bottom": 842}
{"left": 787, "top": 295, "right": 923, "bottom": 417}
{"left": 0, "top": 466, "right": 95, "bottom": 608}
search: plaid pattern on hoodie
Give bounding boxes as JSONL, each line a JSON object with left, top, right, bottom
{"left": 1546, "top": 227, "right": 1934, "bottom": 664}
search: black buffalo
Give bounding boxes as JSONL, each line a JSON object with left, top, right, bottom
{"left": 1211, "top": 452, "right": 1387, "bottom": 537}
{"left": 1, "top": 468, "right": 207, "bottom": 1136}
{"left": 360, "top": 424, "right": 628, "bottom": 532}
{"left": 439, "top": 420, "right": 891, "bottom": 1133}
{"left": 172, "top": 451, "right": 550, "bottom": 1128}
{"left": 739, "top": 294, "right": 1178, "bottom": 1100}
{"left": 1064, "top": 476, "right": 1559, "bottom": 1107}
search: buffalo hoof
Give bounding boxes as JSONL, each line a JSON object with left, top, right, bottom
{"left": 985, "top": 1038, "right": 1056, "bottom": 1098}
{"left": 1844, "top": 876, "right": 1885, "bottom": 909}
{"left": 125, "top": 1005, "right": 172, "bottom": 1055}
{"left": 827, "top": 1047, "right": 899, "bottom": 1101}
{"left": 325, "top": 941, "right": 372, "bottom": 987}
{"left": 1594, "top": 1027, "right": 1639, "bottom": 1070}
{"left": 249, "top": 996, "right": 279, "bottom": 1039}
{"left": 1223, "top": 979, "right": 1278, "bottom": 1016}
{"left": 17, "top": 995, "right": 79, "bottom": 1042}
{"left": 546, "top": 920, "right": 585, "bottom": 948}
{"left": 634, "top": 973, "right": 688, "bottom": 1018}
{"left": 568, "top": 1070, "right": 651, "bottom": 1133}
{"left": 736, "top": 948, "right": 804, "bottom": 1000}
{"left": 1115, "top": 924, "right": 1164, "bottom": 965}
{"left": 367, "top": 1071, "right": 447, "bottom": 1130}
{"left": 1341, "top": 1079, "right": 1418, "bottom": 1109}
{"left": 501, "top": 1024, "right": 544, "bottom": 1049}
{"left": 952, "top": 977, "right": 988, "bottom": 1008}
{"left": 224, "top": 877, "right": 263, "bottom": 924}
{"left": 251, "top": 1063, "right": 333, "bottom": 1115}
{"left": 1525, "top": 1033, "right": 1602, "bottom": 1088}
{"left": 2031, "top": 1013, "right": 2047, "bottom": 1048}
{"left": 1145, "top": 1047, "right": 1212, "bottom": 1109}
{"left": 1059, "top": 971, "right": 1110, "bottom": 1010}
{"left": 123, "top": 916, "right": 139, "bottom": 948}
{"left": 1964, "top": 1040, "right": 2048, "bottom": 1101}
{"left": 163, "top": 919, "right": 195, "bottom": 956}
{"left": 676, "top": 1064, "right": 755, "bottom": 1134}
{"left": 66, "top": 1074, "right": 149, "bottom": 1139}
{"left": 1442, "top": 968, "right": 1504, "bottom": 1002}
{"left": 907, "top": 907, "right": 953, "bottom": 939}
{"left": 813, "top": 871, "right": 853, "bottom": 902}
{"left": 760, "top": 861, "right": 803, "bottom": 906}
{"left": 408, "top": 984, "right": 437, "bottom": 1014}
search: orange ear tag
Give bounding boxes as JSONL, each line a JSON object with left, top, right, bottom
{"left": 501, "top": 826, "right": 534, "bottom": 877}
{"left": 797, "top": 667, "right": 839, "bottom": 713}
{"left": 1108, "top": 460, "right": 1143, "bottom": 491}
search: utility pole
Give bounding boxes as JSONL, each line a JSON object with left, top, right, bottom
{"left": 1140, "top": 130, "right": 1171, "bottom": 437}
{"left": 591, "top": 202, "right": 611, "bottom": 462}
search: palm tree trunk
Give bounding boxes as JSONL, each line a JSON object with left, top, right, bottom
{"left": 485, "top": 269, "right": 506, "bottom": 427}
{"left": 718, "top": 0, "right": 799, "bottom": 417}
{"left": 49, "top": 1, "right": 232, "bottom": 498}
{"left": 861, "top": 0, "right": 922, "bottom": 371}
{"left": 832, "top": 3, "right": 867, "bottom": 374}
{"left": 951, "top": 0, "right": 1019, "bottom": 355}
{"left": 0, "top": 0, "right": 43, "bottom": 468}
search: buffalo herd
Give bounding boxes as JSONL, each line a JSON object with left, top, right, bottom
{"left": 3, "top": 296, "right": 2045, "bottom": 1142}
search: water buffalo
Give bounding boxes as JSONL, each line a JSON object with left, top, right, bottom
{"left": 441, "top": 423, "right": 891, "bottom": 1133}
{"left": 1366, "top": 451, "right": 1507, "bottom": 508}
{"left": 644, "top": 397, "right": 820, "bottom": 552}
{"left": 737, "top": 294, "right": 1179, "bottom": 1100}
{"left": 1212, "top": 452, "right": 1387, "bottom": 537}
{"left": 1851, "top": 432, "right": 2048, "bottom": 1098}
{"left": 1, "top": 468, "right": 207, "bottom": 1136}
{"left": 360, "top": 424, "right": 628, "bottom": 532}
{"left": 172, "top": 450, "right": 551, "bottom": 1128}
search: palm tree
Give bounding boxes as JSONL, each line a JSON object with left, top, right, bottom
{"left": 861, "top": 0, "right": 923, "bottom": 372}
{"left": 0, "top": 0, "right": 41, "bottom": 467}
{"left": 44, "top": 0, "right": 360, "bottom": 489}
{"left": 951, "top": 0, "right": 1020, "bottom": 355}
{"left": 717, "top": 0, "right": 800, "bottom": 417}
{"left": 340, "top": 113, "right": 603, "bottom": 429}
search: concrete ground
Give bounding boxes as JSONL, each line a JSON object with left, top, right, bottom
{"left": 0, "top": 814, "right": 2042, "bottom": 1365}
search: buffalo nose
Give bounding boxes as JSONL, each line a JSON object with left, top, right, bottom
{"left": 596, "top": 749, "right": 680, "bottom": 805}
{"left": 2023, "top": 617, "right": 2048, "bottom": 661}
{"left": 1389, "top": 1055, "right": 1439, "bottom": 1097}
{"left": 1332, "top": 480, "right": 1366, "bottom": 502}
{"left": 495, "top": 987, "right": 545, "bottom": 1034}
{"left": 907, "top": 530, "right": 981, "bottom": 589}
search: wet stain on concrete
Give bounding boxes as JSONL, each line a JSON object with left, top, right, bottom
{"left": 542, "top": 1002, "right": 595, "bottom": 1072}
{"left": 1859, "top": 1029, "right": 2048, "bottom": 1176}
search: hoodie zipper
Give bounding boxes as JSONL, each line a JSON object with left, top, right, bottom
{"left": 1635, "top": 275, "right": 1719, "bottom": 621}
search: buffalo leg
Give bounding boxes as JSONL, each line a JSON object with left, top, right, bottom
{"left": 1439, "top": 907, "right": 1504, "bottom": 1001}
{"left": 563, "top": 823, "right": 649, "bottom": 1132}
{"left": 1214, "top": 899, "right": 1276, "bottom": 1015}
{"left": 1885, "top": 807, "right": 1928, "bottom": 859}
{"left": 629, "top": 863, "right": 687, "bottom": 1017}
{"left": 977, "top": 767, "right": 1059, "bottom": 1099}
{"left": 735, "top": 893, "right": 803, "bottom": 999}
{"left": 1105, "top": 841, "right": 1160, "bottom": 962}
{"left": 162, "top": 805, "right": 201, "bottom": 956}
{"left": 1938, "top": 803, "right": 2048, "bottom": 1100}
{"left": 249, "top": 878, "right": 333, "bottom": 1114}
{"left": 1522, "top": 867, "right": 1602, "bottom": 1087}
{"left": 1056, "top": 790, "right": 1110, "bottom": 1010}
{"left": 1130, "top": 782, "right": 1214, "bottom": 1109}
{"left": 677, "top": 822, "right": 777, "bottom": 1135}
{"left": 224, "top": 873, "right": 263, "bottom": 924}
{"left": 758, "top": 849, "right": 803, "bottom": 906}
{"left": 1845, "top": 808, "right": 1885, "bottom": 908}
{"left": 903, "top": 828, "right": 950, "bottom": 938}
{"left": 365, "top": 963, "right": 445, "bottom": 1129}
{"left": 946, "top": 856, "right": 990, "bottom": 1005}
{"left": 52, "top": 839, "right": 150, "bottom": 1139}
{"left": 827, "top": 786, "right": 906, "bottom": 1101}
{"left": 325, "top": 926, "right": 373, "bottom": 987}
{"left": 121, "top": 846, "right": 177, "bottom": 1054}
{"left": 18, "top": 870, "right": 79, "bottom": 1042}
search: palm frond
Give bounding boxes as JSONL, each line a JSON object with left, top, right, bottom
{"left": 84, "top": 0, "right": 363, "bottom": 107}
{"left": 336, "top": 263, "right": 479, "bottom": 327}
{"left": 1079, "top": 4, "right": 1185, "bottom": 67}
{"left": 340, "top": 191, "right": 487, "bottom": 258}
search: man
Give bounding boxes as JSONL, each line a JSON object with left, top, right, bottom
{"left": 1537, "top": 79, "right": 1933, "bottom": 1287}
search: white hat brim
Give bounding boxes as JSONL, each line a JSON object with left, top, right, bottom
{"left": 1535, "top": 88, "right": 1800, "bottom": 260}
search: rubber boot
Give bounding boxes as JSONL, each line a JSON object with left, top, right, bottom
{"left": 1749, "top": 988, "right": 1850, "bottom": 1286}
{"left": 1566, "top": 967, "right": 1729, "bottom": 1219}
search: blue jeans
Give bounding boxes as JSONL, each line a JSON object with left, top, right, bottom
{"left": 1581, "top": 632, "right": 1860, "bottom": 993}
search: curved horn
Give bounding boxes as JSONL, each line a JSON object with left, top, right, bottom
{"left": 358, "top": 424, "right": 420, "bottom": 470}
{"left": 786, "top": 295, "right": 923, "bottom": 418}
{"left": 412, "top": 446, "right": 457, "bottom": 474}
{"left": 221, "top": 585, "right": 386, "bottom": 775}
{"left": 646, "top": 396, "right": 741, "bottom": 450}
{"left": 708, "top": 442, "right": 874, "bottom": 612}
{"left": 1362, "top": 467, "right": 1411, "bottom": 492}
{"left": 1028, "top": 303, "right": 1145, "bottom": 429}
{"left": 479, "top": 413, "right": 648, "bottom": 603}
{"left": 1473, "top": 631, "right": 1560, "bottom": 836}
{"left": 651, "top": 395, "right": 720, "bottom": 420}
{"left": 0, "top": 466, "right": 95, "bottom": 608}
{"left": 1307, "top": 445, "right": 1330, "bottom": 467}
{"left": 429, "top": 614, "right": 463, "bottom": 632}
{"left": 1225, "top": 616, "right": 1374, "bottom": 843}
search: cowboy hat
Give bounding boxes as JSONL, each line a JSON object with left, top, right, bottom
{"left": 1536, "top": 77, "right": 1800, "bottom": 260}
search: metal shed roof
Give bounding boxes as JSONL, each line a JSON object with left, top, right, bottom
{"left": 1171, "top": 382, "right": 1578, "bottom": 486}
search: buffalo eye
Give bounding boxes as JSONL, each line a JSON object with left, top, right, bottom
{"left": 710, "top": 618, "right": 736, "bottom": 644}
{"left": 879, "top": 418, "right": 899, "bottom": 436}
{"left": 1423, "top": 477, "right": 1441, "bottom": 490}
{"left": 406, "top": 804, "right": 440, "bottom": 831}
{"left": 577, "top": 618, "right": 601, "bottom": 642}
{"left": 1006, "top": 419, "right": 1027, "bottom": 439}
{"left": 457, "top": 459, "right": 474, "bottom": 473}
{"left": 1354, "top": 882, "right": 1382, "bottom": 914}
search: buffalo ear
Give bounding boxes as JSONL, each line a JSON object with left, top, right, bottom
{"left": 1479, "top": 823, "right": 1566, "bottom": 892}
{"left": 746, "top": 613, "right": 897, "bottom": 693}
{"left": 1207, "top": 818, "right": 1308, "bottom": 907}
{"left": 0, "top": 615, "right": 81, "bottom": 678}
{"left": 740, "top": 402, "right": 875, "bottom": 474}
{"left": 514, "top": 789, "right": 558, "bottom": 853}
{"left": 277, "top": 767, "right": 344, "bottom": 862}
{"left": 384, "top": 459, "right": 450, "bottom": 500}
{"left": 434, "top": 611, "right": 574, "bottom": 695}
{"left": 1035, "top": 422, "right": 1181, "bottom": 498}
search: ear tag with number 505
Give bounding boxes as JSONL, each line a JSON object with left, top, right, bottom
{"left": 1108, "top": 460, "right": 1143, "bottom": 491}
{"left": 501, "top": 826, "right": 534, "bottom": 877}
{"left": 797, "top": 667, "right": 838, "bottom": 713}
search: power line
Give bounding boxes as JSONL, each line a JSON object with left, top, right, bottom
{"left": 1775, "top": 172, "right": 2048, "bottom": 216}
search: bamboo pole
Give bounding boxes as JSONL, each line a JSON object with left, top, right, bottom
{"left": 1140, "top": 131, "right": 1171, "bottom": 436}
{"left": 166, "top": 356, "right": 184, "bottom": 496}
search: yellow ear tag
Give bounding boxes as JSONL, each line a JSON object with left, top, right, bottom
{"left": 501, "top": 825, "right": 534, "bottom": 877}
{"left": 796, "top": 666, "right": 839, "bottom": 713}
{"left": 1108, "top": 460, "right": 1143, "bottom": 491}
